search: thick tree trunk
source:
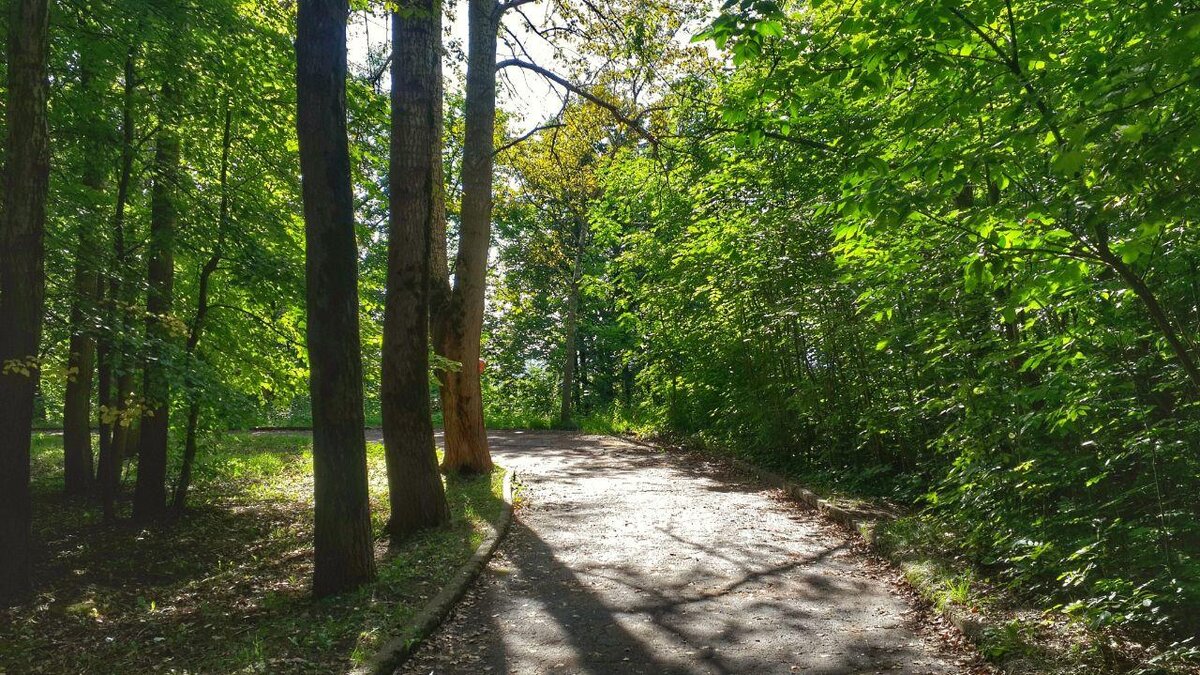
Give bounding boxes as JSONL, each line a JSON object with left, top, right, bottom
{"left": 98, "top": 47, "right": 138, "bottom": 521}
{"left": 132, "top": 83, "right": 180, "bottom": 521}
{"left": 382, "top": 0, "right": 451, "bottom": 540}
{"left": 296, "top": 0, "right": 377, "bottom": 597}
{"left": 173, "top": 104, "right": 231, "bottom": 513}
{"left": 428, "top": 6, "right": 457, "bottom": 456}
{"left": 0, "top": 0, "right": 51, "bottom": 606}
{"left": 437, "top": 0, "right": 500, "bottom": 475}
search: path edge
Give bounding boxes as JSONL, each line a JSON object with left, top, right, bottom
{"left": 620, "top": 435, "right": 994, "bottom": 651}
{"left": 351, "top": 467, "right": 516, "bottom": 675}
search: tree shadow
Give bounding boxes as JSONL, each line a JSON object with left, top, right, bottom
{"left": 401, "top": 430, "right": 958, "bottom": 674}
{"left": 405, "top": 518, "right": 954, "bottom": 674}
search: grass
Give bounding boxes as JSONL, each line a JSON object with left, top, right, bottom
{"left": 2, "top": 432, "right": 506, "bottom": 674}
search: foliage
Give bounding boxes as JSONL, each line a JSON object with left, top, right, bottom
{"left": 1, "top": 433, "right": 506, "bottom": 674}
{"left": 479, "top": 0, "right": 1200, "bottom": 664}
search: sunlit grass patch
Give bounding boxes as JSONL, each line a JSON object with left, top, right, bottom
{"left": 3, "top": 432, "right": 506, "bottom": 674}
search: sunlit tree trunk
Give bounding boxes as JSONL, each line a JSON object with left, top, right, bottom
{"left": 435, "top": 0, "right": 500, "bottom": 475}
{"left": 0, "top": 0, "right": 51, "bottom": 606}
{"left": 132, "top": 82, "right": 181, "bottom": 521}
{"left": 296, "top": 0, "right": 377, "bottom": 597}
{"left": 382, "top": 0, "right": 451, "bottom": 539}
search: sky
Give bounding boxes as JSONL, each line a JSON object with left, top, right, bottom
{"left": 347, "top": 3, "right": 572, "bottom": 135}
{"left": 346, "top": 2, "right": 718, "bottom": 136}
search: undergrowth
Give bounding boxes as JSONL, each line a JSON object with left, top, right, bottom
{"left": 1, "top": 432, "right": 506, "bottom": 674}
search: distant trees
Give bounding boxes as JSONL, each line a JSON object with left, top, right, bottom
{"left": 60, "top": 46, "right": 109, "bottom": 497}
{"left": 97, "top": 45, "right": 139, "bottom": 523}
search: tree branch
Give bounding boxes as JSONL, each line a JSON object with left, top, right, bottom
{"left": 499, "top": 0, "right": 539, "bottom": 12}
{"left": 495, "top": 58, "right": 660, "bottom": 145}
{"left": 494, "top": 122, "right": 566, "bottom": 155}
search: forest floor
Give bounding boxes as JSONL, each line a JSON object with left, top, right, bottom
{"left": 1, "top": 432, "right": 506, "bottom": 674}
{"left": 399, "top": 430, "right": 991, "bottom": 674}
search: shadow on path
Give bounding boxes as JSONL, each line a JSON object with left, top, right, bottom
{"left": 400, "top": 431, "right": 962, "bottom": 674}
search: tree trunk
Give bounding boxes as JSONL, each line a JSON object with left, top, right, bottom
{"left": 1093, "top": 223, "right": 1200, "bottom": 394}
{"left": 382, "top": 0, "right": 451, "bottom": 541}
{"left": 429, "top": 31, "right": 451, "bottom": 325}
{"left": 559, "top": 221, "right": 586, "bottom": 427}
{"left": 132, "top": 82, "right": 180, "bottom": 521}
{"left": 98, "top": 46, "right": 138, "bottom": 521}
{"left": 63, "top": 231, "right": 99, "bottom": 495}
{"left": 63, "top": 60, "right": 108, "bottom": 496}
{"left": 95, "top": 298, "right": 112, "bottom": 476}
{"left": 173, "top": 103, "right": 232, "bottom": 513}
{"left": 436, "top": 0, "right": 500, "bottom": 475}
{"left": 0, "top": 0, "right": 51, "bottom": 606}
{"left": 296, "top": 0, "right": 377, "bottom": 597}
{"left": 173, "top": 400, "right": 202, "bottom": 512}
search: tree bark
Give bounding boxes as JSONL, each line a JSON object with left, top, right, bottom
{"left": 435, "top": 0, "right": 500, "bottom": 475}
{"left": 296, "top": 0, "right": 377, "bottom": 597}
{"left": 0, "top": 0, "right": 51, "bottom": 606}
{"left": 382, "top": 0, "right": 451, "bottom": 541}
{"left": 132, "top": 82, "right": 181, "bottom": 521}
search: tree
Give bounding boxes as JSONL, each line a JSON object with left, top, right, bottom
{"left": 431, "top": 0, "right": 507, "bottom": 474}
{"left": 382, "top": 0, "right": 451, "bottom": 538}
{"left": 61, "top": 52, "right": 109, "bottom": 496}
{"left": 0, "top": 0, "right": 51, "bottom": 605}
{"left": 132, "top": 80, "right": 181, "bottom": 521}
{"left": 172, "top": 101, "right": 232, "bottom": 512}
{"left": 96, "top": 45, "right": 139, "bottom": 522}
{"left": 295, "top": 0, "right": 377, "bottom": 596}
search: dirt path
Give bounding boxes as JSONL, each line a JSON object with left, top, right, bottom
{"left": 398, "top": 431, "right": 971, "bottom": 674}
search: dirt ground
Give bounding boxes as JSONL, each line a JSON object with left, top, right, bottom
{"left": 396, "top": 431, "right": 984, "bottom": 675}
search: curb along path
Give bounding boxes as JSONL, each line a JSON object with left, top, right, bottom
{"left": 398, "top": 431, "right": 973, "bottom": 674}
{"left": 353, "top": 468, "right": 516, "bottom": 675}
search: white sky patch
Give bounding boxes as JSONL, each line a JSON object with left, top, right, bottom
{"left": 347, "top": 3, "right": 565, "bottom": 135}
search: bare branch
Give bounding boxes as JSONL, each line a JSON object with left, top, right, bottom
{"left": 494, "top": 122, "right": 566, "bottom": 155}
{"left": 495, "top": 58, "right": 660, "bottom": 145}
{"left": 499, "top": 0, "right": 539, "bottom": 12}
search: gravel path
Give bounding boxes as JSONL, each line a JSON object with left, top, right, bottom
{"left": 398, "top": 431, "right": 968, "bottom": 675}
